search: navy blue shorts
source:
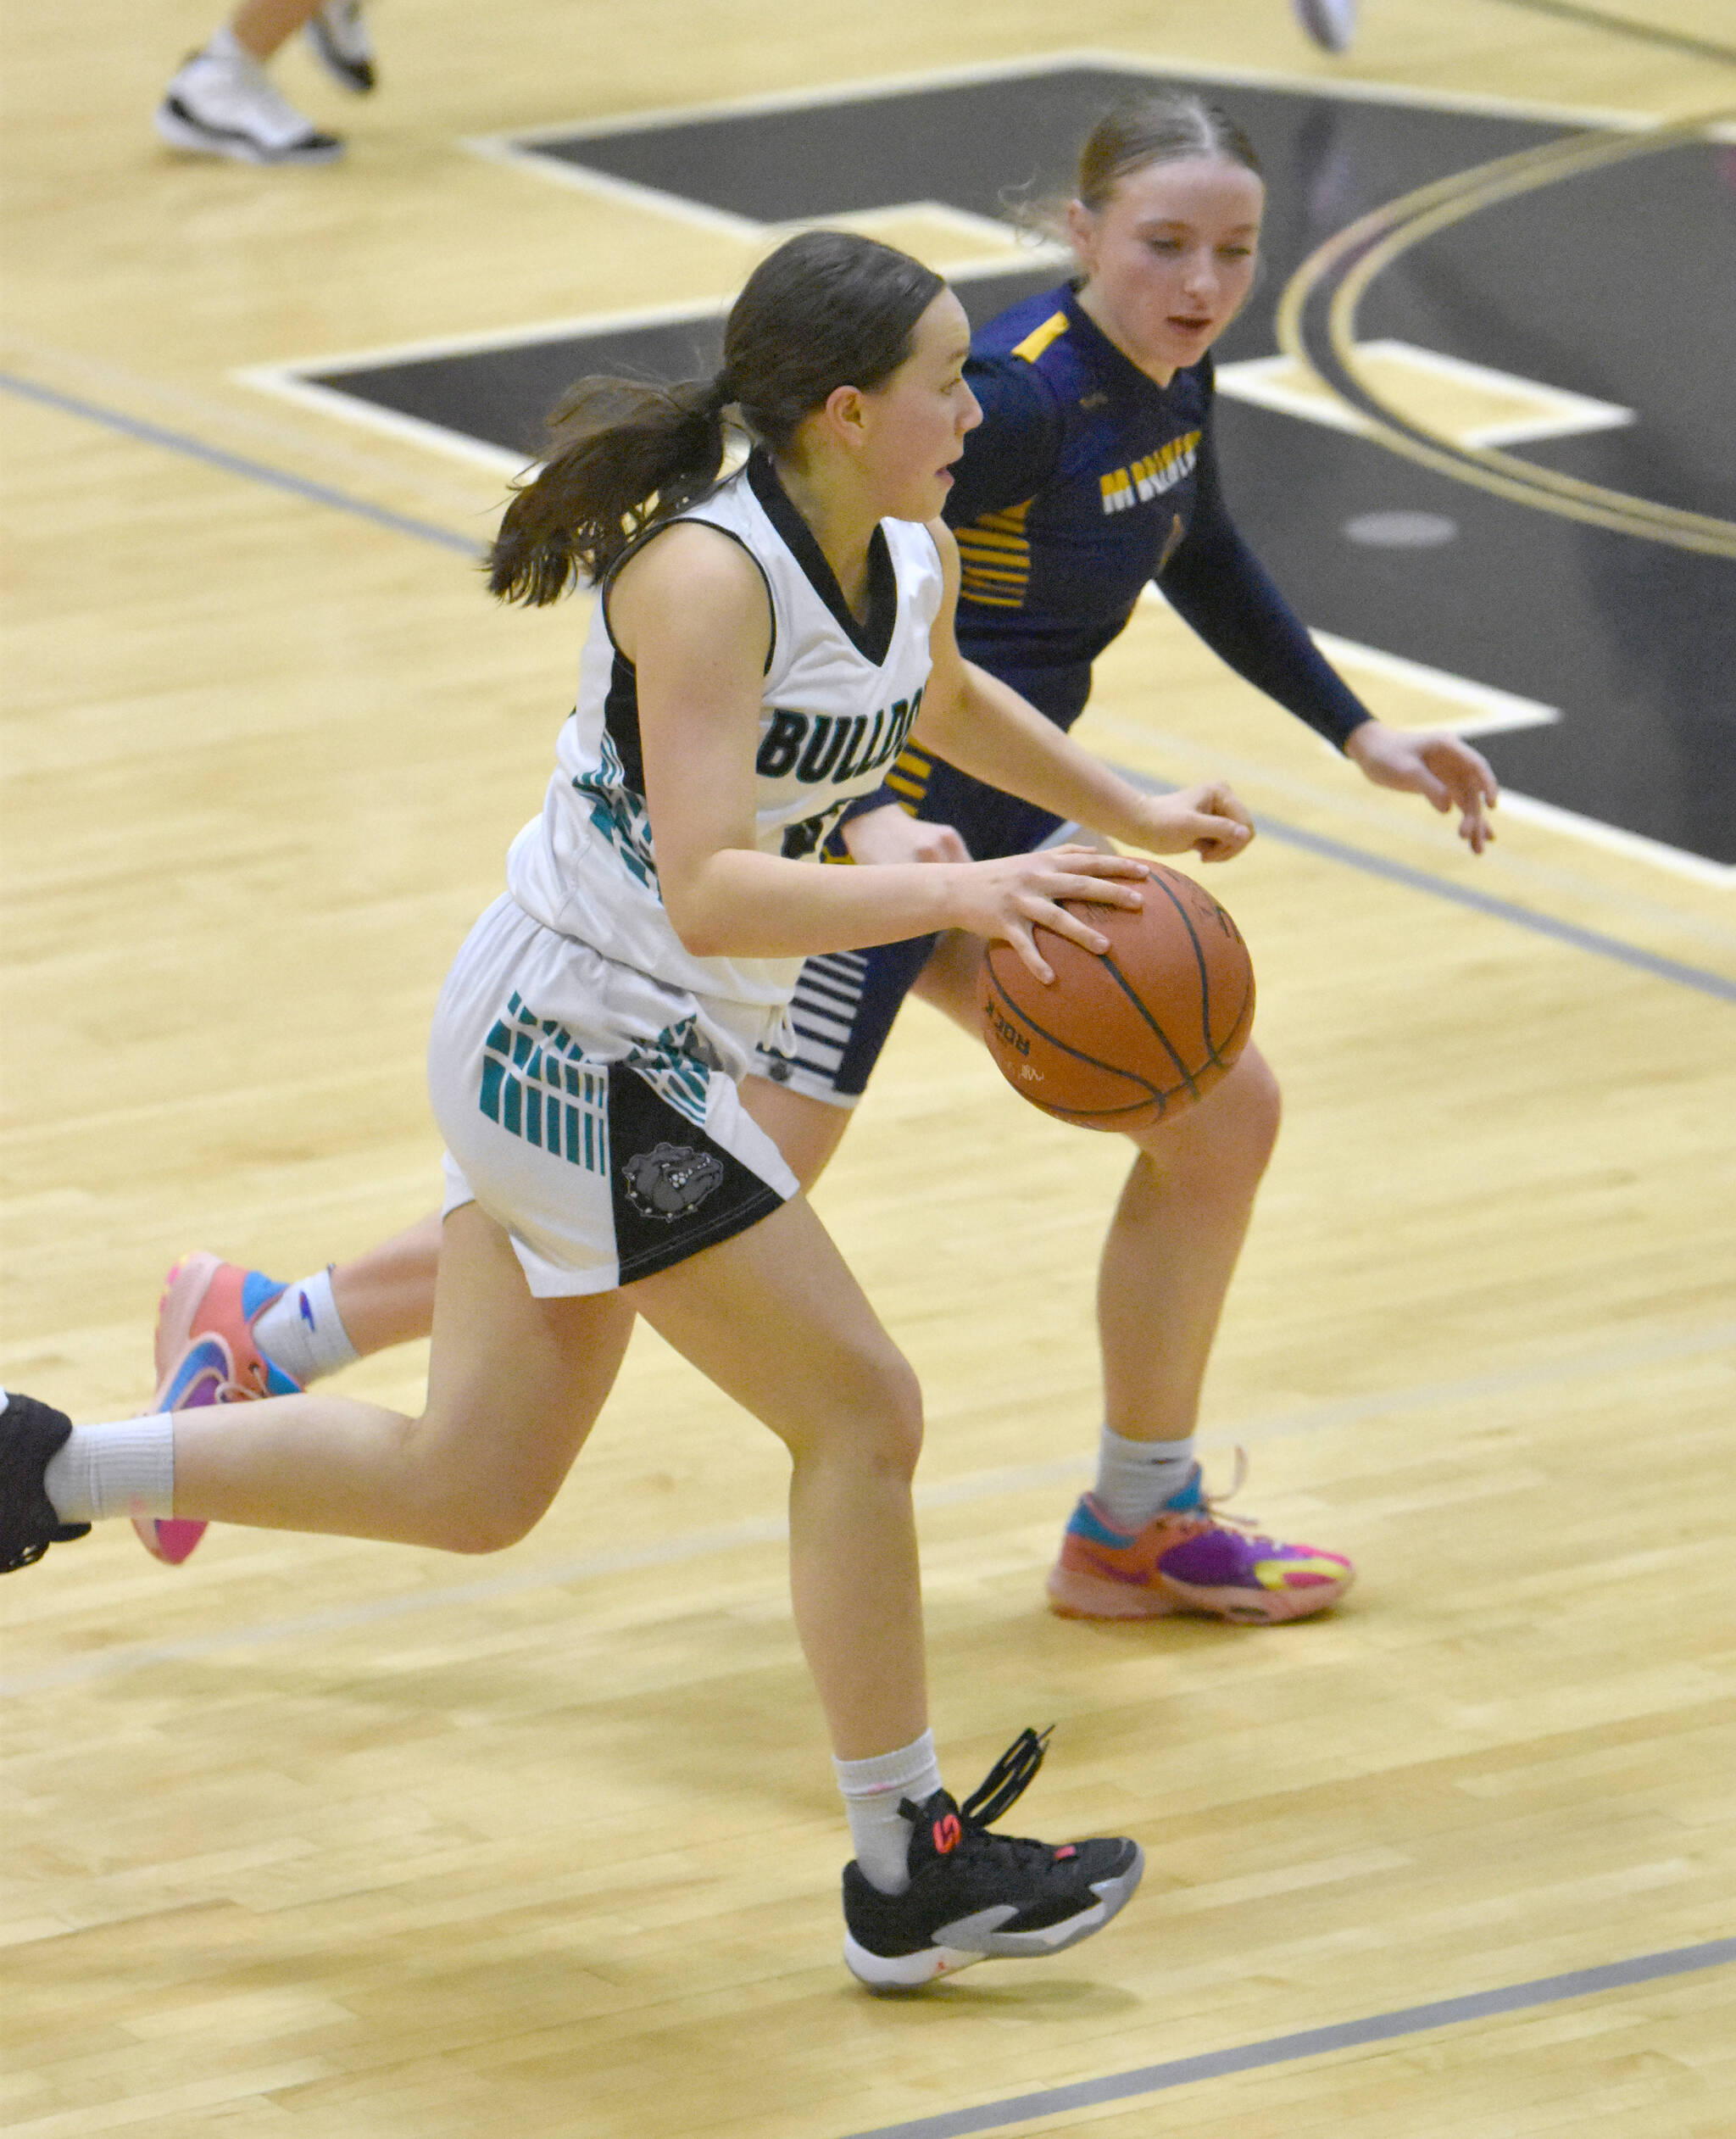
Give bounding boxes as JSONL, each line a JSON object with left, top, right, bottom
{"left": 753, "top": 740, "right": 1070, "bottom": 1105}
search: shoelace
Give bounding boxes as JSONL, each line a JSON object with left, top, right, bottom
{"left": 1160, "top": 1448, "right": 1290, "bottom": 1552}
{"left": 960, "top": 1724, "right": 1051, "bottom": 1826}
{"left": 899, "top": 1727, "right": 1065, "bottom": 1869}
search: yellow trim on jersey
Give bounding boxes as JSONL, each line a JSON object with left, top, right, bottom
{"left": 956, "top": 498, "right": 1034, "bottom": 611}
{"left": 1010, "top": 309, "right": 1070, "bottom": 365}
{"left": 1099, "top": 431, "right": 1201, "bottom": 515}
{"left": 883, "top": 742, "right": 933, "bottom": 807}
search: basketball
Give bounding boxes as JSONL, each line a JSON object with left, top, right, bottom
{"left": 977, "top": 863, "right": 1255, "bottom": 1132}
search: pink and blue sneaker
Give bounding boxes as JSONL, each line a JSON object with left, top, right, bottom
{"left": 1046, "top": 1462, "right": 1353, "bottom": 1625}
{"left": 133, "top": 1253, "right": 303, "bottom": 1566}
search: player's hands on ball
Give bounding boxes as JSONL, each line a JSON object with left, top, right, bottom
{"left": 957, "top": 847, "right": 1153, "bottom": 985}
{"left": 1345, "top": 721, "right": 1499, "bottom": 853}
{"left": 1127, "top": 781, "right": 1255, "bottom": 864}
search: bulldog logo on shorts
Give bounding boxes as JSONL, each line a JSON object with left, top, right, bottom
{"left": 622, "top": 1140, "right": 726, "bottom": 1222}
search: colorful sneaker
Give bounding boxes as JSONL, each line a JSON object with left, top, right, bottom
{"left": 133, "top": 1255, "right": 302, "bottom": 1566}
{"left": 155, "top": 45, "right": 343, "bottom": 164}
{"left": 306, "top": 3, "right": 376, "bottom": 95}
{"left": 1047, "top": 1461, "right": 1354, "bottom": 1625}
{"left": 1, "top": 1390, "right": 91, "bottom": 1574}
{"left": 841, "top": 1727, "right": 1143, "bottom": 1990}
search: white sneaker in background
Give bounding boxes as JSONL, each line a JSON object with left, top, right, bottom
{"left": 154, "top": 43, "right": 344, "bottom": 164}
{"left": 306, "top": 3, "right": 376, "bottom": 95}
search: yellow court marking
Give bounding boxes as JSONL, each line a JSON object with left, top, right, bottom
{"left": 1217, "top": 343, "right": 1633, "bottom": 449}
{"left": 1271, "top": 111, "right": 1736, "bottom": 554}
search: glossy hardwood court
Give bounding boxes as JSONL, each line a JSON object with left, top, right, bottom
{"left": 3, "top": 3, "right": 1733, "bottom": 2134}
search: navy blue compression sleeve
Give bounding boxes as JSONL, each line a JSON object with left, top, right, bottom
{"left": 1159, "top": 428, "right": 1373, "bottom": 751}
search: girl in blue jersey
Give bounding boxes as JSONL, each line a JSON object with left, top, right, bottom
{"left": 753, "top": 91, "right": 1497, "bottom": 1624}
{"left": 123, "top": 96, "right": 1496, "bottom": 1626}
{"left": 4, "top": 231, "right": 1269, "bottom": 1986}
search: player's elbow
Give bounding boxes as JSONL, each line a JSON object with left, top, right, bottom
{"left": 659, "top": 877, "right": 733, "bottom": 959}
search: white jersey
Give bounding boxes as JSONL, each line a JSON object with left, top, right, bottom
{"left": 505, "top": 452, "right": 945, "bottom": 1017}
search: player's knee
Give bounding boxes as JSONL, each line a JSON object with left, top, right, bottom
{"left": 427, "top": 1490, "right": 548, "bottom": 1555}
{"left": 872, "top": 1350, "right": 926, "bottom": 1478}
{"left": 805, "top": 1340, "right": 925, "bottom": 1479}
{"left": 412, "top": 1442, "right": 557, "bottom": 1554}
{"left": 1237, "top": 1049, "right": 1283, "bottom": 1166}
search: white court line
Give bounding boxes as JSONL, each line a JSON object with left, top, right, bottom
{"left": 461, "top": 46, "right": 1661, "bottom": 153}
{"left": 236, "top": 248, "right": 1064, "bottom": 472}
{"left": 1123, "top": 613, "right": 1733, "bottom": 888}
{"left": 230, "top": 370, "right": 529, "bottom": 477}
{"left": 461, "top": 133, "right": 767, "bottom": 239}
{"left": 1354, "top": 341, "right": 1634, "bottom": 449}
{"left": 1216, "top": 344, "right": 1634, "bottom": 448}
{"left": 1308, "top": 630, "right": 1562, "bottom": 737}
{"left": 1493, "top": 791, "right": 1736, "bottom": 888}
{"left": 244, "top": 56, "right": 1678, "bottom": 478}
{"left": 5, "top": 1321, "right": 1731, "bottom": 1698}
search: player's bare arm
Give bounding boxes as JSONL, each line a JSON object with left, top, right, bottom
{"left": 626, "top": 523, "right": 1149, "bottom": 969}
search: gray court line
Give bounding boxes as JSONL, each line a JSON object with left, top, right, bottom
{"left": 1492, "top": 0, "right": 1736, "bottom": 70}
{"left": 1110, "top": 765, "right": 1736, "bottom": 1003}
{"left": 836, "top": 1937, "right": 1736, "bottom": 2139}
{"left": 5, "top": 1318, "right": 1730, "bottom": 1697}
{"left": 0, "top": 370, "right": 484, "bottom": 560}
{"left": 1259, "top": 818, "right": 1736, "bottom": 1000}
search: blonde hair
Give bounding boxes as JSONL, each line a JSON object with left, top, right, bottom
{"left": 1010, "top": 90, "right": 1262, "bottom": 242}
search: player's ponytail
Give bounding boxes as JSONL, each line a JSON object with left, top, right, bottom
{"left": 488, "top": 375, "right": 734, "bottom": 605}
{"left": 488, "top": 230, "right": 944, "bottom": 605}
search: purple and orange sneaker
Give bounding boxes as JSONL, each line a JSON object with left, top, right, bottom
{"left": 133, "top": 1254, "right": 302, "bottom": 1566}
{"left": 1046, "top": 1462, "right": 1353, "bottom": 1625}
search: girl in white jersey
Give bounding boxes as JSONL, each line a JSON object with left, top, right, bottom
{"left": 3, "top": 232, "right": 1255, "bottom": 1989}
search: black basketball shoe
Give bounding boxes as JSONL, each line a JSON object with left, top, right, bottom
{"left": 0, "top": 1391, "right": 90, "bottom": 1574}
{"left": 841, "top": 1727, "right": 1143, "bottom": 1989}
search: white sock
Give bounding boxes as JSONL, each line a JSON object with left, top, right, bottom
{"left": 253, "top": 1268, "right": 359, "bottom": 1386}
{"left": 1092, "top": 1426, "right": 1198, "bottom": 1534}
{"left": 42, "top": 1416, "right": 175, "bottom": 1524}
{"left": 833, "top": 1729, "right": 943, "bottom": 1897}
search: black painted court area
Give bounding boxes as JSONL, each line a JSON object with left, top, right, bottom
{"left": 307, "top": 66, "right": 1736, "bottom": 865}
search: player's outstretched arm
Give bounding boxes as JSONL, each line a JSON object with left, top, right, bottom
{"left": 1344, "top": 721, "right": 1499, "bottom": 853}
{"left": 912, "top": 522, "right": 1255, "bottom": 866}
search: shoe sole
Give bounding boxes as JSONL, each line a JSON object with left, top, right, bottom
{"left": 132, "top": 1255, "right": 223, "bottom": 1566}
{"left": 154, "top": 103, "right": 343, "bottom": 164}
{"left": 843, "top": 1848, "right": 1144, "bottom": 1990}
{"left": 1046, "top": 1562, "right": 1352, "bottom": 1624}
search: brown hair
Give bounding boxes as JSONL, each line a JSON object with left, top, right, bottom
{"left": 488, "top": 230, "right": 945, "bottom": 605}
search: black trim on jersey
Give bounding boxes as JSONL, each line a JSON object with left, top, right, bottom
{"left": 592, "top": 504, "right": 780, "bottom": 802}
{"left": 600, "top": 652, "right": 646, "bottom": 797}
{"left": 598, "top": 515, "right": 777, "bottom": 678}
{"left": 746, "top": 448, "right": 899, "bottom": 667}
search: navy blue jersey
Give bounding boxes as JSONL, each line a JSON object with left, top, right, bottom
{"left": 777, "top": 287, "right": 1377, "bottom": 1106}
{"left": 941, "top": 285, "right": 1371, "bottom": 747}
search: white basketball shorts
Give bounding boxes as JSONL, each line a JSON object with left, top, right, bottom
{"left": 429, "top": 895, "right": 800, "bottom": 1296}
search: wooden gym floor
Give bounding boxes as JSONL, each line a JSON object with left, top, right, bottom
{"left": 2, "top": 3, "right": 1733, "bottom": 2134}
